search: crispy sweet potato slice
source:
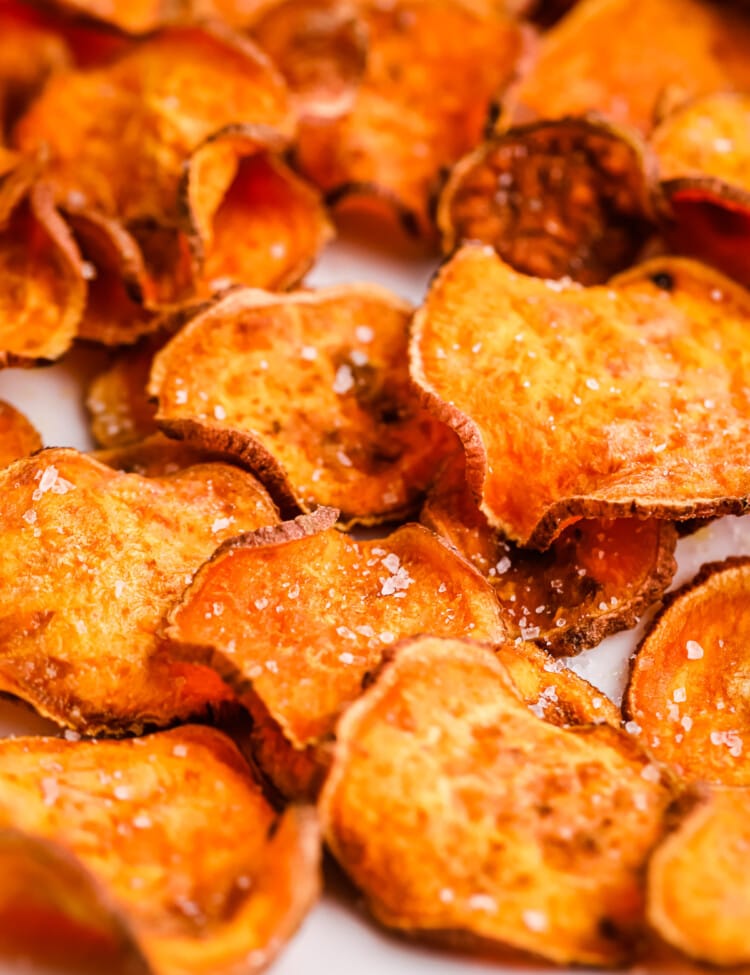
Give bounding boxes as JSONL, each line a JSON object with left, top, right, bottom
{"left": 250, "top": 0, "right": 367, "bottom": 119}
{"left": 166, "top": 511, "right": 506, "bottom": 788}
{"left": 0, "top": 726, "right": 320, "bottom": 975}
{"left": 14, "top": 25, "right": 293, "bottom": 226}
{"left": 422, "top": 453, "right": 677, "bottom": 654}
{"left": 626, "top": 557, "right": 750, "bottom": 785}
{"left": 87, "top": 337, "right": 164, "bottom": 447}
{"left": 151, "top": 285, "right": 451, "bottom": 524}
{"left": 294, "top": 0, "right": 526, "bottom": 237}
{"left": 647, "top": 787, "right": 750, "bottom": 967}
{"left": 438, "top": 117, "right": 655, "bottom": 285}
{"left": 94, "top": 434, "right": 234, "bottom": 478}
{"left": 510, "top": 0, "right": 750, "bottom": 135}
{"left": 183, "top": 128, "right": 332, "bottom": 295}
{"left": 320, "top": 635, "right": 671, "bottom": 967}
{"left": 0, "top": 400, "right": 42, "bottom": 467}
{"left": 0, "top": 448, "right": 280, "bottom": 733}
{"left": 652, "top": 92, "right": 750, "bottom": 285}
{"left": 411, "top": 245, "right": 750, "bottom": 548}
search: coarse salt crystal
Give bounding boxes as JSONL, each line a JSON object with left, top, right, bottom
{"left": 333, "top": 364, "right": 355, "bottom": 394}
{"left": 686, "top": 640, "right": 704, "bottom": 660}
{"left": 522, "top": 910, "right": 548, "bottom": 932}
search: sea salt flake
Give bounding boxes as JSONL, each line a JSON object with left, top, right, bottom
{"left": 133, "top": 813, "right": 152, "bottom": 829}
{"left": 355, "top": 325, "right": 374, "bottom": 343}
{"left": 673, "top": 687, "right": 687, "bottom": 703}
{"left": 333, "top": 364, "right": 355, "bottom": 394}
{"left": 467, "top": 893, "right": 497, "bottom": 913}
{"left": 522, "top": 910, "right": 548, "bottom": 932}
{"left": 211, "top": 516, "right": 232, "bottom": 534}
{"left": 686, "top": 640, "right": 704, "bottom": 660}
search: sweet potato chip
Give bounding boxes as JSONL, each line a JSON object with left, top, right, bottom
{"left": 647, "top": 787, "right": 750, "bottom": 967}
{"left": 626, "top": 557, "right": 750, "bottom": 785}
{"left": 151, "top": 285, "right": 452, "bottom": 524}
{"left": 87, "top": 337, "right": 164, "bottom": 447}
{"left": 0, "top": 726, "right": 320, "bottom": 975}
{"left": 294, "top": 0, "right": 526, "bottom": 237}
{"left": 652, "top": 92, "right": 750, "bottom": 285}
{"left": 422, "top": 452, "right": 677, "bottom": 654}
{"left": 183, "top": 127, "right": 332, "bottom": 295}
{"left": 14, "top": 25, "right": 293, "bottom": 226}
{"left": 250, "top": 0, "right": 367, "bottom": 119}
{"left": 320, "top": 635, "right": 672, "bottom": 967}
{"left": 166, "top": 511, "right": 506, "bottom": 791}
{"left": 94, "top": 434, "right": 234, "bottom": 478}
{"left": 510, "top": 0, "right": 750, "bottom": 135}
{"left": 0, "top": 400, "right": 42, "bottom": 467}
{"left": 438, "top": 117, "right": 655, "bottom": 284}
{"left": 411, "top": 245, "right": 750, "bottom": 548}
{"left": 0, "top": 448, "right": 280, "bottom": 733}
{"left": 496, "top": 640, "right": 621, "bottom": 727}
{"left": 0, "top": 168, "right": 85, "bottom": 365}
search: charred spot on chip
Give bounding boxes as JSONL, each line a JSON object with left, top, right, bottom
{"left": 438, "top": 117, "right": 656, "bottom": 284}
{"left": 649, "top": 271, "right": 674, "bottom": 291}
{"left": 319, "top": 636, "right": 672, "bottom": 967}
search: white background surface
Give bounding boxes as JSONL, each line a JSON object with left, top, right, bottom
{"left": 0, "top": 227, "right": 746, "bottom": 974}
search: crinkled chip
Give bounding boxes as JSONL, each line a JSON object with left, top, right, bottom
{"left": 0, "top": 447, "right": 280, "bottom": 733}
{"left": 438, "top": 117, "right": 655, "bottom": 284}
{"left": 183, "top": 127, "right": 333, "bottom": 295}
{"left": 626, "top": 557, "right": 750, "bottom": 785}
{"left": 320, "top": 635, "right": 672, "bottom": 967}
{"left": 294, "top": 0, "right": 526, "bottom": 236}
{"left": 652, "top": 92, "right": 750, "bottom": 285}
{"left": 14, "top": 25, "right": 293, "bottom": 225}
{"left": 150, "top": 285, "right": 452, "bottom": 524}
{"left": 422, "top": 453, "right": 677, "bottom": 654}
{"left": 0, "top": 166, "right": 85, "bottom": 365}
{"left": 0, "top": 726, "right": 320, "bottom": 975}
{"left": 166, "top": 509, "right": 506, "bottom": 791}
{"left": 250, "top": 0, "right": 368, "bottom": 119}
{"left": 0, "top": 400, "right": 42, "bottom": 467}
{"left": 411, "top": 245, "right": 750, "bottom": 548}
{"left": 87, "top": 336, "right": 165, "bottom": 447}
{"left": 510, "top": 0, "right": 750, "bottom": 135}
{"left": 647, "top": 787, "right": 750, "bottom": 967}
{"left": 496, "top": 640, "right": 621, "bottom": 727}
{"left": 94, "top": 433, "right": 235, "bottom": 478}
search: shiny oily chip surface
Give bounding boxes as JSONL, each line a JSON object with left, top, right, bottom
{"left": 652, "top": 92, "right": 750, "bottom": 286}
{"left": 510, "top": 0, "right": 750, "bottom": 135}
{"left": 150, "top": 285, "right": 451, "bottom": 524}
{"left": 183, "top": 127, "right": 333, "bottom": 295}
{"left": 411, "top": 245, "right": 750, "bottom": 548}
{"left": 626, "top": 557, "right": 750, "bottom": 785}
{"left": 647, "top": 787, "right": 750, "bottom": 967}
{"left": 320, "top": 636, "right": 671, "bottom": 967}
{"left": 438, "top": 117, "right": 655, "bottom": 285}
{"left": 14, "top": 25, "right": 293, "bottom": 226}
{"left": 422, "top": 453, "right": 677, "bottom": 654}
{"left": 0, "top": 726, "right": 320, "bottom": 975}
{"left": 0, "top": 165, "right": 85, "bottom": 365}
{"left": 294, "top": 0, "right": 525, "bottom": 236}
{"left": 94, "top": 434, "right": 238, "bottom": 479}
{"left": 167, "top": 509, "right": 506, "bottom": 753}
{"left": 0, "top": 448, "right": 280, "bottom": 734}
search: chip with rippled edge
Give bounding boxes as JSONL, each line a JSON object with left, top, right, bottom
{"left": 0, "top": 400, "right": 42, "bottom": 468}
{"left": 411, "top": 245, "right": 750, "bottom": 548}
{"left": 0, "top": 726, "right": 320, "bottom": 975}
{"left": 166, "top": 509, "right": 506, "bottom": 797}
{"left": 320, "top": 635, "right": 672, "bottom": 966}
{"left": 0, "top": 447, "right": 280, "bottom": 734}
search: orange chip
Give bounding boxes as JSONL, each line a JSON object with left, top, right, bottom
{"left": 626, "top": 557, "right": 750, "bottom": 785}
{"left": 183, "top": 127, "right": 333, "bottom": 295}
{"left": 652, "top": 92, "right": 750, "bottom": 285}
{"left": 0, "top": 447, "right": 280, "bottom": 734}
{"left": 250, "top": 0, "right": 368, "bottom": 119}
{"left": 0, "top": 726, "right": 320, "bottom": 975}
{"left": 0, "top": 166, "right": 85, "bottom": 365}
{"left": 411, "top": 245, "right": 750, "bottom": 548}
{"left": 166, "top": 510, "right": 506, "bottom": 792}
{"left": 647, "top": 787, "right": 750, "bottom": 967}
{"left": 320, "top": 635, "right": 672, "bottom": 967}
{"left": 422, "top": 452, "right": 677, "bottom": 653}
{"left": 150, "top": 285, "right": 452, "bottom": 525}
{"left": 510, "top": 0, "right": 750, "bottom": 135}
{"left": 496, "top": 640, "right": 621, "bottom": 727}
{"left": 0, "top": 400, "right": 42, "bottom": 468}
{"left": 294, "top": 0, "right": 526, "bottom": 237}
{"left": 94, "top": 433, "right": 237, "bottom": 478}
{"left": 14, "top": 25, "right": 293, "bottom": 226}
{"left": 87, "top": 336, "right": 164, "bottom": 447}
{"left": 438, "top": 117, "right": 655, "bottom": 285}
